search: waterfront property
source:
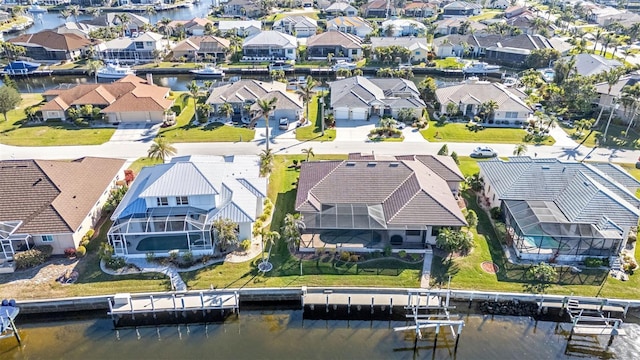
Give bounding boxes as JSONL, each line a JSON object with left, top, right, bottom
{"left": 7, "top": 30, "right": 96, "bottom": 61}
{"left": 329, "top": 76, "right": 425, "bottom": 121}
{"left": 435, "top": 79, "right": 533, "bottom": 127}
{"left": 326, "top": 16, "right": 373, "bottom": 38}
{"left": 306, "top": 31, "right": 362, "bottom": 61}
{"left": 478, "top": 157, "right": 640, "bottom": 264}
{"left": 172, "top": 36, "right": 230, "bottom": 62}
{"left": 80, "top": 13, "right": 150, "bottom": 36}
{"left": 40, "top": 74, "right": 173, "bottom": 124}
{"left": 241, "top": 31, "right": 297, "bottom": 61}
{"left": 96, "top": 32, "right": 170, "bottom": 64}
{"left": 272, "top": 15, "right": 318, "bottom": 38}
{"left": 108, "top": 155, "right": 266, "bottom": 258}
{"left": 166, "top": 17, "right": 214, "bottom": 36}
{"left": 0, "top": 157, "right": 126, "bottom": 261}
{"left": 369, "top": 37, "right": 429, "bottom": 63}
{"left": 295, "top": 154, "right": 466, "bottom": 251}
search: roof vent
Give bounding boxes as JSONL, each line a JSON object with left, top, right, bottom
{"left": 541, "top": 166, "right": 550, "bottom": 170}
{"left": 367, "top": 162, "right": 376, "bottom": 167}
{"left": 389, "top": 162, "right": 399, "bottom": 167}
{"left": 346, "top": 162, "right": 356, "bottom": 167}
{"left": 33, "top": 178, "right": 42, "bottom": 186}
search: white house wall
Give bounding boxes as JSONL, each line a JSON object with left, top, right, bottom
{"left": 34, "top": 233, "right": 75, "bottom": 255}
{"left": 106, "top": 111, "right": 165, "bottom": 124}
{"left": 144, "top": 194, "right": 216, "bottom": 211}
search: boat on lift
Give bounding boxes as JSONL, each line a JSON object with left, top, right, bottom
{"left": 463, "top": 61, "right": 501, "bottom": 74}
{"left": 96, "top": 62, "right": 136, "bottom": 80}
{"left": 190, "top": 64, "right": 225, "bottom": 78}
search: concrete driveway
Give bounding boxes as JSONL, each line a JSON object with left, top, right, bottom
{"left": 110, "top": 123, "right": 160, "bottom": 143}
{"left": 334, "top": 120, "right": 377, "bottom": 141}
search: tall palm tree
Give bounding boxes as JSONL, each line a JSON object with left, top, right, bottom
{"left": 187, "top": 80, "right": 201, "bottom": 124}
{"left": 115, "top": 13, "right": 131, "bottom": 37}
{"left": 86, "top": 60, "right": 104, "bottom": 83}
{"left": 281, "top": 213, "right": 305, "bottom": 251}
{"left": 147, "top": 137, "right": 176, "bottom": 162}
{"left": 144, "top": 6, "right": 156, "bottom": 24}
{"left": 480, "top": 100, "right": 498, "bottom": 122}
{"left": 301, "top": 147, "right": 314, "bottom": 162}
{"left": 296, "top": 76, "right": 317, "bottom": 123}
{"left": 68, "top": 5, "right": 82, "bottom": 23}
{"left": 259, "top": 148, "right": 274, "bottom": 177}
{"left": 159, "top": 17, "right": 173, "bottom": 38}
{"left": 253, "top": 97, "right": 278, "bottom": 151}
{"left": 218, "top": 102, "right": 234, "bottom": 120}
{"left": 604, "top": 68, "right": 622, "bottom": 96}
{"left": 622, "top": 83, "right": 640, "bottom": 135}
{"left": 513, "top": 143, "right": 528, "bottom": 156}
{"left": 260, "top": 230, "right": 280, "bottom": 267}
{"left": 593, "top": 29, "right": 603, "bottom": 53}
{"left": 86, "top": 7, "right": 102, "bottom": 19}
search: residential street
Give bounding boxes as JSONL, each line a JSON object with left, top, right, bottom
{"left": 1, "top": 122, "right": 639, "bottom": 165}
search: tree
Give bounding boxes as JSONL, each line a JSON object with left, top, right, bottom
{"left": 450, "top": 151, "right": 459, "bottom": 165}
{"left": 187, "top": 80, "right": 201, "bottom": 124}
{"left": 466, "top": 173, "right": 483, "bottom": 192}
{"left": 213, "top": 218, "right": 239, "bottom": 252}
{"left": 437, "top": 144, "right": 449, "bottom": 156}
{"left": 480, "top": 100, "right": 499, "bottom": 122}
{"left": 296, "top": 76, "right": 318, "bottom": 123}
{"left": 144, "top": 6, "right": 156, "bottom": 23}
{"left": 259, "top": 148, "right": 274, "bottom": 177}
{"left": 115, "top": 13, "right": 131, "bottom": 37}
{"left": 86, "top": 60, "right": 104, "bottom": 83}
{"left": 418, "top": 77, "right": 437, "bottom": 103}
{"left": 0, "top": 86, "right": 21, "bottom": 122}
{"left": 525, "top": 262, "right": 558, "bottom": 294}
{"left": 147, "top": 137, "right": 176, "bottom": 162}
{"left": 281, "top": 213, "right": 305, "bottom": 251}
{"left": 68, "top": 5, "right": 82, "bottom": 23}
{"left": 301, "top": 147, "right": 314, "bottom": 162}
{"left": 103, "top": 185, "right": 128, "bottom": 213}
{"left": 254, "top": 97, "right": 278, "bottom": 151}
{"left": 464, "top": 209, "right": 477, "bottom": 229}
{"left": 260, "top": 230, "right": 280, "bottom": 267}
{"left": 513, "top": 143, "right": 528, "bottom": 156}
{"left": 2, "top": 74, "right": 17, "bottom": 90}
{"left": 436, "top": 228, "right": 474, "bottom": 258}
{"left": 218, "top": 102, "right": 234, "bottom": 120}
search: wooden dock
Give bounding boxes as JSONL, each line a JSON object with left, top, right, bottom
{"left": 108, "top": 291, "right": 238, "bottom": 318}
{"left": 302, "top": 289, "right": 440, "bottom": 309}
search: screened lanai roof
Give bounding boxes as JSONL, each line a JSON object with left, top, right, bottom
{"left": 505, "top": 200, "right": 624, "bottom": 239}
{"left": 312, "top": 203, "right": 387, "bottom": 229}
{"left": 108, "top": 207, "right": 209, "bottom": 236}
{"left": 0, "top": 221, "right": 22, "bottom": 239}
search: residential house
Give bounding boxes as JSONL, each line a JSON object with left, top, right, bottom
{"left": 487, "top": 0, "right": 510, "bottom": 9}
{"left": 505, "top": 14, "right": 556, "bottom": 36}
{"left": 54, "top": 22, "right": 99, "bottom": 38}
{"left": 566, "top": 53, "right": 622, "bottom": 77}
{"left": 325, "top": 1, "right": 359, "bottom": 17}
{"left": 369, "top": 37, "right": 429, "bottom": 62}
{"left": 586, "top": 6, "right": 623, "bottom": 25}
{"left": 96, "top": 32, "right": 168, "bottom": 63}
{"left": 206, "top": 80, "right": 302, "bottom": 122}
{"left": 435, "top": 80, "right": 533, "bottom": 127}
{"left": 273, "top": 15, "right": 318, "bottom": 37}
{"left": 8, "top": 30, "right": 96, "bottom": 61}
{"left": 40, "top": 74, "right": 173, "bottom": 123}
{"left": 172, "top": 35, "right": 230, "bottom": 61}
{"left": 242, "top": 30, "right": 297, "bottom": 61}
{"left": 306, "top": 31, "right": 363, "bottom": 60}
{"left": 330, "top": 76, "right": 425, "bottom": 121}
{"left": 327, "top": 16, "right": 373, "bottom": 38}
{"left": 504, "top": 5, "right": 527, "bottom": 18}
{"left": 431, "top": 34, "right": 476, "bottom": 57}
{"left": 0, "top": 11, "right": 9, "bottom": 23}
{"left": 362, "top": 0, "right": 395, "bottom": 18}
{"left": 294, "top": 154, "right": 466, "bottom": 251}
{"left": 442, "top": 1, "right": 482, "bottom": 18}
{"left": 224, "top": 0, "right": 263, "bottom": 18}
{"left": 403, "top": 2, "right": 437, "bottom": 18}
{"left": 433, "top": 18, "right": 487, "bottom": 36}
{"left": 0, "top": 157, "right": 126, "bottom": 263}
{"left": 218, "top": 20, "right": 262, "bottom": 37}
{"left": 380, "top": 18, "right": 427, "bottom": 36}
{"left": 478, "top": 157, "right": 640, "bottom": 263}
{"left": 167, "top": 17, "right": 214, "bottom": 36}
{"left": 108, "top": 155, "right": 267, "bottom": 258}
{"left": 598, "top": 12, "right": 640, "bottom": 28}
{"left": 81, "top": 13, "right": 150, "bottom": 35}
{"left": 594, "top": 71, "right": 640, "bottom": 123}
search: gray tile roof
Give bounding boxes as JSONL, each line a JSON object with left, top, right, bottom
{"left": 206, "top": 79, "right": 287, "bottom": 105}
{"left": 295, "top": 159, "right": 466, "bottom": 227}
{"left": 594, "top": 73, "right": 640, "bottom": 97}
{"left": 243, "top": 30, "right": 297, "bottom": 48}
{"left": 436, "top": 82, "right": 531, "bottom": 112}
{"left": 330, "top": 76, "right": 424, "bottom": 109}
{"left": 307, "top": 31, "right": 362, "bottom": 49}
{"left": 370, "top": 36, "right": 428, "bottom": 49}
{"left": 565, "top": 53, "right": 622, "bottom": 77}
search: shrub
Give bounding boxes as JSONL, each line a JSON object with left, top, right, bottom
{"left": 181, "top": 251, "right": 194, "bottom": 266}
{"left": 80, "top": 239, "right": 90, "bottom": 248}
{"left": 14, "top": 246, "right": 53, "bottom": 269}
{"left": 86, "top": 229, "right": 95, "bottom": 238}
{"left": 623, "top": 261, "right": 637, "bottom": 274}
{"left": 64, "top": 248, "right": 77, "bottom": 257}
{"left": 98, "top": 242, "right": 114, "bottom": 260}
{"left": 146, "top": 252, "right": 155, "bottom": 263}
{"left": 258, "top": 214, "right": 268, "bottom": 222}
{"left": 628, "top": 231, "right": 637, "bottom": 244}
{"left": 383, "top": 245, "right": 392, "bottom": 257}
{"left": 398, "top": 250, "right": 407, "bottom": 258}
{"left": 349, "top": 254, "right": 359, "bottom": 262}
{"left": 411, "top": 253, "right": 421, "bottom": 261}
{"left": 340, "top": 251, "right": 351, "bottom": 261}
{"left": 106, "top": 257, "right": 126, "bottom": 270}
{"left": 263, "top": 198, "right": 272, "bottom": 206}
{"left": 201, "top": 254, "right": 212, "bottom": 264}
{"left": 584, "top": 257, "right": 603, "bottom": 267}
{"left": 76, "top": 246, "right": 86, "bottom": 257}
{"left": 240, "top": 239, "right": 251, "bottom": 251}
{"left": 168, "top": 250, "right": 179, "bottom": 263}
{"left": 490, "top": 207, "right": 503, "bottom": 220}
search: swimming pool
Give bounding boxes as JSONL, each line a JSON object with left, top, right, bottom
{"left": 135, "top": 234, "right": 201, "bottom": 252}
{"left": 522, "top": 235, "right": 559, "bottom": 249}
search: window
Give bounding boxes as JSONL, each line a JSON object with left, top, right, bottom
{"left": 176, "top": 196, "right": 189, "bottom": 205}
{"left": 406, "top": 230, "right": 421, "bottom": 236}
{"left": 287, "top": 49, "right": 293, "bottom": 54}
{"left": 135, "top": 42, "right": 144, "bottom": 49}
{"left": 146, "top": 42, "right": 153, "bottom": 47}
{"left": 156, "top": 197, "right": 169, "bottom": 206}
{"left": 505, "top": 112, "right": 518, "bottom": 119}
{"left": 41, "top": 235, "right": 54, "bottom": 243}
{"left": 431, "top": 226, "right": 441, "bottom": 237}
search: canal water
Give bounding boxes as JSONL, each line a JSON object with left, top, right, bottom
{"left": 1, "top": 311, "right": 640, "bottom": 359}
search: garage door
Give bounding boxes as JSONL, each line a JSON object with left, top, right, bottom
{"left": 117, "top": 111, "right": 149, "bottom": 123}
{"left": 334, "top": 108, "right": 349, "bottom": 120}
{"left": 351, "top": 108, "right": 367, "bottom": 120}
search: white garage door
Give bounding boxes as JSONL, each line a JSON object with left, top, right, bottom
{"left": 351, "top": 108, "right": 367, "bottom": 120}
{"left": 334, "top": 108, "right": 349, "bottom": 121}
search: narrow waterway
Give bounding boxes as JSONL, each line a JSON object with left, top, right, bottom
{"left": 1, "top": 311, "right": 640, "bottom": 359}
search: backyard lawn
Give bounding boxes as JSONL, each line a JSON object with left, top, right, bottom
{"left": 296, "top": 94, "right": 336, "bottom": 141}
{"left": 421, "top": 121, "right": 556, "bottom": 145}
{"left": 127, "top": 157, "right": 163, "bottom": 174}
{"left": 0, "top": 94, "right": 115, "bottom": 146}
{"left": 158, "top": 100, "right": 255, "bottom": 142}
{"left": 433, "top": 57, "right": 465, "bottom": 69}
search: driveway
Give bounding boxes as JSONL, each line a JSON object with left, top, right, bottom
{"left": 334, "top": 120, "right": 376, "bottom": 141}
{"left": 110, "top": 123, "right": 160, "bottom": 143}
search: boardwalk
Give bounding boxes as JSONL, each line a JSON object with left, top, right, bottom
{"left": 108, "top": 291, "right": 238, "bottom": 317}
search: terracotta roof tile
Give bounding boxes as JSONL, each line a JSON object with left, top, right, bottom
{"left": 8, "top": 30, "right": 93, "bottom": 51}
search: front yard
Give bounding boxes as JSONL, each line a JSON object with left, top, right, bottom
{"left": 421, "top": 121, "right": 556, "bottom": 145}
{"left": 0, "top": 94, "right": 115, "bottom": 146}
{"left": 295, "top": 94, "right": 336, "bottom": 141}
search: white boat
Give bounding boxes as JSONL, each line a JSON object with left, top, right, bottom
{"left": 97, "top": 62, "right": 135, "bottom": 79}
{"left": 332, "top": 60, "right": 357, "bottom": 71}
{"left": 503, "top": 76, "right": 518, "bottom": 87}
{"left": 463, "top": 62, "right": 501, "bottom": 74}
{"left": 538, "top": 68, "right": 555, "bottom": 82}
{"left": 27, "top": 4, "right": 48, "bottom": 13}
{"left": 190, "top": 65, "right": 224, "bottom": 77}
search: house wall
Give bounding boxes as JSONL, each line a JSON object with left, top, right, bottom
{"left": 34, "top": 233, "right": 75, "bottom": 255}
{"left": 273, "top": 108, "right": 302, "bottom": 122}
{"left": 489, "top": 109, "right": 531, "bottom": 127}
{"left": 485, "top": 49, "right": 528, "bottom": 66}
{"left": 42, "top": 110, "right": 66, "bottom": 121}
{"left": 238, "top": 222, "right": 252, "bottom": 242}
{"left": 105, "top": 110, "right": 166, "bottom": 123}
{"left": 143, "top": 194, "right": 216, "bottom": 212}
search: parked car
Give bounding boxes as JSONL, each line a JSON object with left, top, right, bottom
{"left": 279, "top": 117, "right": 289, "bottom": 130}
{"left": 470, "top": 146, "right": 497, "bottom": 158}
{"left": 395, "top": 121, "right": 406, "bottom": 130}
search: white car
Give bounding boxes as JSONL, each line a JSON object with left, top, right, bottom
{"left": 470, "top": 146, "right": 497, "bottom": 158}
{"left": 278, "top": 117, "right": 289, "bottom": 130}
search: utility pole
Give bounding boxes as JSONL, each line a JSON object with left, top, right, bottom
{"left": 319, "top": 94, "right": 325, "bottom": 136}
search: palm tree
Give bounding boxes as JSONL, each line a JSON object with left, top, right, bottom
{"left": 296, "top": 76, "right": 317, "bottom": 123}
{"left": 384, "top": 24, "right": 395, "bottom": 37}
{"left": 260, "top": 230, "right": 280, "bottom": 267}
{"left": 326, "top": 52, "right": 333, "bottom": 64}
{"left": 86, "top": 60, "right": 103, "bottom": 83}
{"left": 513, "top": 143, "right": 528, "bottom": 156}
{"left": 253, "top": 97, "right": 278, "bottom": 151}
{"left": 86, "top": 7, "right": 102, "bottom": 18}
{"left": 218, "top": 102, "right": 234, "bottom": 120}
{"left": 144, "top": 6, "right": 156, "bottom": 23}
{"left": 115, "top": 13, "right": 131, "bottom": 37}
{"left": 59, "top": 9, "right": 71, "bottom": 21}
{"left": 622, "top": 83, "right": 640, "bottom": 135}
{"left": 604, "top": 68, "right": 622, "bottom": 96}
{"left": 159, "top": 17, "right": 173, "bottom": 38}
{"left": 187, "top": 80, "right": 201, "bottom": 124}
{"left": 259, "top": 148, "right": 274, "bottom": 177}
{"left": 480, "top": 100, "right": 498, "bottom": 122}
{"left": 592, "top": 29, "right": 603, "bottom": 53}
{"left": 147, "top": 137, "right": 176, "bottom": 162}
{"left": 301, "top": 147, "right": 314, "bottom": 162}
{"left": 68, "top": 5, "right": 82, "bottom": 23}
{"left": 281, "top": 213, "right": 305, "bottom": 251}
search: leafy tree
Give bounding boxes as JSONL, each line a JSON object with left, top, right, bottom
{"left": 450, "top": 151, "right": 459, "bottom": 165}
{"left": 2, "top": 74, "right": 17, "bottom": 90}
{"left": 281, "top": 213, "right": 305, "bottom": 251}
{"left": 525, "top": 262, "right": 558, "bottom": 294}
{"left": 525, "top": 48, "right": 560, "bottom": 69}
{"left": 464, "top": 209, "right": 477, "bottom": 229}
{"left": 397, "top": 108, "right": 415, "bottom": 123}
{"left": 103, "top": 185, "right": 128, "bottom": 213}
{"left": 0, "top": 86, "right": 21, "bottom": 122}
{"left": 418, "top": 77, "right": 437, "bottom": 103}
{"left": 301, "top": 147, "right": 314, "bottom": 162}
{"left": 254, "top": 97, "right": 278, "bottom": 151}
{"left": 480, "top": 100, "right": 498, "bottom": 122}
{"left": 259, "top": 148, "right": 274, "bottom": 177}
{"left": 436, "top": 228, "right": 474, "bottom": 258}
{"left": 437, "top": 144, "right": 449, "bottom": 156}
{"left": 513, "top": 143, "right": 528, "bottom": 156}
{"left": 466, "top": 173, "right": 483, "bottom": 191}
{"left": 147, "top": 137, "right": 176, "bottom": 162}
{"left": 213, "top": 218, "right": 239, "bottom": 252}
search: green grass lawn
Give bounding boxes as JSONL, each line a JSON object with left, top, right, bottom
{"left": 433, "top": 58, "right": 465, "bottom": 69}
{"left": 560, "top": 123, "right": 640, "bottom": 150}
{"left": 421, "top": 121, "right": 555, "bottom": 145}
{"left": 158, "top": 100, "right": 255, "bottom": 142}
{"left": 469, "top": 10, "right": 503, "bottom": 22}
{"left": 0, "top": 94, "right": 115, "bottom": 146}
{"left": 296, "top": 94, "right": 336, "bottom": 141}
{"left": 128, "top": 157, "right": 163, "bottom": 174}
